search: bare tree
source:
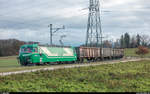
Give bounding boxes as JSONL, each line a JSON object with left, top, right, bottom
{"left": 140, "top": 35, "right": 150, "bottom": 47}
{"left": 0, "top": 39, "right": 26, "bottom": 56}
{"left": 114, "top": 39, "right": 120, "bottom": 48}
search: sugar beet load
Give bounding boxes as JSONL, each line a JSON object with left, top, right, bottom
{"left": 17, "top": 44, "right": 124, "bottom": 66}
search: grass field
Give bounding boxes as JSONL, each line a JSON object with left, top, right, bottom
{"left": 0, "top": 60, "right": 150, "bottom": 92}
{"left": 0, "top": 56, "right": 52, "bottom": 73}
{"left": 124, "top": 48, "right": 150, "bottom": 57}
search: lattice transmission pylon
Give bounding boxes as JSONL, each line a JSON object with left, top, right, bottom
{"left": 86, "top": 0, "right": 103, "bottom": 47}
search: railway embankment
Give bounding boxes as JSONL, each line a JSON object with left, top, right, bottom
{"left": 0, "top": 57, "right": 149, "bottom": 76}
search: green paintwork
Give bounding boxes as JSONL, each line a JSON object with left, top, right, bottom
{"left": 18, "top": 44, "right": 77, "bottom": 65}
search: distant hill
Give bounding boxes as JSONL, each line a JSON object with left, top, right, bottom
{"left": 0, "top": 39, "right": 39, "bottom": 56}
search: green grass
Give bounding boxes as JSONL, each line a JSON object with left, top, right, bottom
{"left": 0, "top": 56, "right": 53, "bottom": 73}
{"left": 124, "top": 48, "right": 150, "bottom": 57}
{"left": 0, "top": 56, "right": 20, "bottom": 67}
{"left": 0, "top": 60, "right": 150, "bottom": 92}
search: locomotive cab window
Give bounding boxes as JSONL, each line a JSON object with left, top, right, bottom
{"left": 20, "top": 47, "right": 38, "bottom": 53}
{"left": 33, "top": 48, "right": 38, "bottom": 53}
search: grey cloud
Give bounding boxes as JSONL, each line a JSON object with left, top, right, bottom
{"left": 0, "top": 0, "right": 150, "bottom": 46}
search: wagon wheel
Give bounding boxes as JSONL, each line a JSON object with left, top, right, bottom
{"left": 87, "top": 58, "right": 91, "bottom": 63}
{"left": 20, "top": 62, "right": 24, "bottom": 66}
{"left": 21, "top": 61, "right": 28, "bottom": 66}
{"left": 80, "top": 58, "right": 84, "bottom": 63}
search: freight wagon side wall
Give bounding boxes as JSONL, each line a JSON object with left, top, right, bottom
{"left": 76, "top": 47, "right": 124, "bottom": 61}
{"left": 120, "top": 49, "right": 124, "bottom": 57}
{"left": 113, "top": 49, "right": 118, "bottom": 57}
{"left": 77, "top": 47, "right": 101, "bottom": 58}
{"left": 113, "top": 49, "right": 124, "bottom": 57}
{"left": 102, "top": 48, "right": 112, "bottom": 58}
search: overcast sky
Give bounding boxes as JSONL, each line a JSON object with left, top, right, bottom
{"left": 0, "top": 0, "right": 150, "bottom": 46}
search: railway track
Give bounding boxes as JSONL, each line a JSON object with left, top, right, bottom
{"left": 0, "top": 57, "right": 149, "bottom": 76}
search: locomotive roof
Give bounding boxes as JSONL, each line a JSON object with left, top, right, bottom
{"left": 20, "top": 44, "right": 38, "bottom": 48}
{"left": 39, "top": 45, "right": 73, "bottom": 48}
{"left": 21, "top": 44, "right": 73, "bottom": 48}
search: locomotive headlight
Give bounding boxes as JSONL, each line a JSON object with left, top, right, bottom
{"left": 34, "top": 55, "right": 38, "bottom": 57}
{"left": 24, "top": 56, "right": 32, "bottom": 62}
{"left": 27, "top": 57, "right": 32, "bottom": 63}
{"left": 23, "top": 54, "right": 31, "bottom": 57}
{"left": 40, "top": 58, "right": 43, "bottom": 62}
{"left": 27, "top": 59, "right": 30, "bottom": 62}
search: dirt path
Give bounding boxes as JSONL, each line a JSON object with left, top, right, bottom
{"left": 0, "top": 58, "right": 148, "bottom": 76}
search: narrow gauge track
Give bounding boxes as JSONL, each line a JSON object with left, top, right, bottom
{"left": 0, "top": 57, "right": 147, "bottom": 76}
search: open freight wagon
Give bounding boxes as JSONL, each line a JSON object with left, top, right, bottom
{"left": 75, "top": 47, "right": 124, "bottom": 62}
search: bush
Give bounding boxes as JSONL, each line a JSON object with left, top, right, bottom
{"left": 136, "top": 46, "right": 149, "bottom": 58}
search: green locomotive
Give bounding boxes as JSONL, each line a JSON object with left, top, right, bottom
{"left": 17, "top": 44, "right": 77, "bottom": 66}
